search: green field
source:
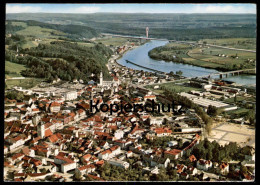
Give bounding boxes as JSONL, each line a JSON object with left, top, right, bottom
{"left": 15, "top": 24, "right": 67, "bottom": 49}
{"left": 16, "top": 25, "right": 66, "bottom": 38}
{"left": 226, "top": 108, "right": 250, "bottom": 118}
{"left": 149, "top": 41, "right": 256, "bottom": 72}
{"left": 200, "top": 38, "right": 256, "bottom": 50}
{"left": 146, "top": 82, "right": 201, "bottom": 94}
{"left": 224, "top": 95, "right": 256, "bottom": 104}
{"left": 94, "top": 37, "right": 136, "bottom": 46}
{"left": 188, "top": 46, "right": 256, "bottom": 67}
{"left": 5, "top": 61, "right": 27, "bottom": 78}
{"left": 5, "top": 78, "right": 43, "bottom": 89}
{"left": 76, "top": 42, "right": 95, "bottom": 47}
{"left": 11, "top": 21, "right": 27, "bottom": 27}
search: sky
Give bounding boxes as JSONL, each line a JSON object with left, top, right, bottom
{"left": 6, "top": 4, "right": 256, "bottom": 14}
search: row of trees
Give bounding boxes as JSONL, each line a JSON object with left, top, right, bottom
{"left": 191, "top": 138, "right": 254, "bottom": 163}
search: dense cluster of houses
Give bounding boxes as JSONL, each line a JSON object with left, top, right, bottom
{"left": 4, "top": 48, "right": 254, "bottom": 182}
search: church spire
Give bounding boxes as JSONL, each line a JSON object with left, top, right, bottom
{"left": 99, "top": 71, "right": 103, "bottom": 86}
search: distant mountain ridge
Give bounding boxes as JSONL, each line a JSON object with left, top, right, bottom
{"left": 6, "top": 13, "right": 256, "bottom": 40}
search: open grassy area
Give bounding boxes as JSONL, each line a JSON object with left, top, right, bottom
{"left": 16, "top": 26, "right": 67, "bottom": 38}
{"left": 94, "top": 37, "right": 136, "bottom": 46}
{"left": 149, "top": 40, "right": 256, "bottom": 72}
{"left": 10, "top": 22, "right": 67, "bottom": 49}
{"left": 76, "top": 42, "right": 95, "bottom": 47}
{"left": 11, "top": 21, "right": 27, "bottom": 27}
{"left": 224, "top": 95, "right": 256, "bottom": 104}
{"left": 226, "top": 108, "right": 250, "bottom": 118}
{"left": 187, "top": 46, "right": 256, "bottom": 70}
{"left": 200, "top": 38, "right": 256, "bottom": 50}
{"left": 5, "top": 61, "right": 27, "bottom": 78}
{"left": 5, "top": 78, "right": 43, "bottom": 89}
{"left": 146, "top": 82, "right": 201, "bottom": 94}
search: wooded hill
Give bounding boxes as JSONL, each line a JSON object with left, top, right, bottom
{"left": 6, "top": 39, "right": 113, "bottom": 82}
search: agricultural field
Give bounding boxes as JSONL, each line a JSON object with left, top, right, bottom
{"left": 5, "top": 61, "right": 27, "bottom": 78}
{"left": 76, "top": 42, "right": 95, "bottom": 47}
{"left": 94, "top": 37, "right": 139, "bottom": 47}
{"left": 224, "top": 95, "right": 256, "bottom": 104}
{"left": 11, "top": 21, "right": 27, "bottom": 27}
{"left": 5, "top": 78, "right": 43, "bottom": 89}
{"left": 199, "top": 38, "right": 256, "bottom": 50}
{"left": 16, "top": 25, "right": 67, "bottom": 39}
{"left": 188, "top": 46, "right": 256, "bottom": 69}
{"left": 146, "top": 82, "right": 201, "bottom": 94}
{"left": 226, "top": 108, "right": 251, "bottom": 118}
{"left": 149, "top": 38, "right": 256, "bottom": 72}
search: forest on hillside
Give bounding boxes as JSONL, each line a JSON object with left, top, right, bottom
{"left": 6, "top": 20, "right": 100, "bottom": 40}
{"left": 5, "top": 36, "right": 112, "bottom": 82}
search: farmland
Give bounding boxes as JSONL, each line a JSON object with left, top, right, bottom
{"left": 149, "top": 39, "right": 256, "bottom": 72}
{"left": 5, "top": 78, "right": 43, "bottom": 89}
{"left": 199, "top": 38, "right": 256, "bottom": 50}
{"left": 5, "top": 61, "right": 27, "bottom": 78}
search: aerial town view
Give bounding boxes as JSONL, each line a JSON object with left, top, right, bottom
{"left": 4, "top": 3, "right": 256, "bottom": 182}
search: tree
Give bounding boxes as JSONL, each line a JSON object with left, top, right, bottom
{"left": 241, "top": 165, "right": 248, "bottom": 174}
{"left": 74, "top": 172, "right": 82, "bottom": 181}
{"left": 178, "top": 139, "right": 183, "bottom": 148}
{"left": 234, "top": 95, "right": 237, "bottom": 103}
{"left": 5, "top": 91, "right": 24, "bottom": 101}
{"left": 246, "top": 111, "right": 255, "bottom": 126}
{"left": 156, "top": 167, "right": 169, "bottom": 181}
{"left": 163, "top": 118, "right": 168, "bottom": 125}
{"left": 176, "top": 70, "right": 183, "bottom": 76}
{"left": 84, "top": 175, "right": 93, "bottom": 181}
{"left": 207, "top": 105, "right": 219, "bottom": 117}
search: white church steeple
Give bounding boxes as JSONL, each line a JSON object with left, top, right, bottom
{"left": 99, "top": 71, "right": 103, "bottom": 86}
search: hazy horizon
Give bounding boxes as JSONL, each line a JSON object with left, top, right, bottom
{"left": 6, "top": 4, "right": 256, "bottom": 14}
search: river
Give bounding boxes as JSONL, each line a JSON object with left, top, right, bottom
{"left": 117, "top": 40, "right": 256, "bottom": 86}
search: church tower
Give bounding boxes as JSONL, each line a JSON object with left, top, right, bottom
{"left": 99, "top": 71, "right": 103, "bottom": 86}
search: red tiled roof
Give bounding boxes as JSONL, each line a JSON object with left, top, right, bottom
{"left": 78, "top": 164, "right": 96, "bottom": 171}
{"left": 189, "top": 155, "right": 197, "bottom": 162}
{"left": 55, "top": 155, "right": 75, "bottom": 164}
{"left": 45, "top": 128, "right": 53, "bottom": 137}
{"left": 50, "top": 102, "right": 60, "bottom": 107}
{"left": 164, "top": 149, "right": 182, "bottom": 156}
{"left": 96, "top": 160, "right": 104, "bottom": 165}
{"left": 87, "top": 174, "right": 105, "bottom": 181}
{"left": 82, "top": 154, "right": 92, "bottom": 160}
{"left": 48, "top": 134, "right": 59, "bottom": 143}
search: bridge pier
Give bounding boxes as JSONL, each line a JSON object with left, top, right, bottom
{"left": 225, "top": 74, "right": 228, "bottom": 78}
{"left": 220, "top": 74, "right": 223, "bottom": 79}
